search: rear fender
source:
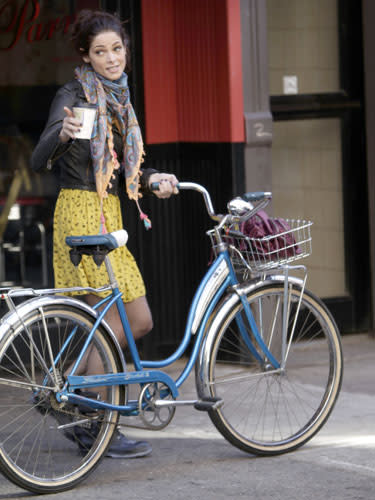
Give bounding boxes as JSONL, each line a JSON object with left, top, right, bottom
{"left": 0, "top": 294, "right": 126, "bottom": 372}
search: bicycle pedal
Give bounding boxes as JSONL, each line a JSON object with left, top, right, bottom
{"left": 194, "top": 397, "right": 223, "bottom": 412}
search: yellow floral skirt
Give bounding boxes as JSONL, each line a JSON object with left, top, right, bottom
{"left": 53, "top": 189, "right": 146, "bottom": 303}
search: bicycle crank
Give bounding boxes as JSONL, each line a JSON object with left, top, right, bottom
{"left": 138, "top": 382, "right": 176, "bottom": 429}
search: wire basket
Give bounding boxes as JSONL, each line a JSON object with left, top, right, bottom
{"left": 209, "top": 218, "right": 313, "bottom": 273}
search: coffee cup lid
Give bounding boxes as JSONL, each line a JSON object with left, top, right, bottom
{"left": 74, "top": 103, "right": 98, "bottom": 109}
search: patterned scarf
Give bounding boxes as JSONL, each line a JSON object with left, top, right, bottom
{"left": 75, "top": 64, "right": 147, "bottom": 229}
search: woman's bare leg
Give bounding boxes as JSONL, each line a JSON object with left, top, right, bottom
{"left": 75, "top": 294, "right": 153, "bottom": 376}
{"left": 84, "top": 293, "right": 152, "bottom": 344}
{"left": 66, "top": 294, "right": 153, "bottom": 457}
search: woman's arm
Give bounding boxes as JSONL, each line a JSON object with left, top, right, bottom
{"left": 139, "top": 167, "right": 159, "bottom": 193}
{"left": 30, "top": 81, "right": 79, "bottom": 172}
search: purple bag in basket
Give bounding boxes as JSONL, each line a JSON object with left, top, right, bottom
{"left": 240, "top": 210, "right": 301, "bottom": 259}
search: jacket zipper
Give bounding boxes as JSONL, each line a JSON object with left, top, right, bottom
{"left": 47, "top": 140, "right": 74, "bottom": 170}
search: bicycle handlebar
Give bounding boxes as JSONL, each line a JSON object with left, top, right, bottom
{"left": 150, "top": 181, "right": 220, "bottom": 221}
{"left": 150, "top": 181, "right": 272, "bottom": 226}
{"left": 177, "top": 182, "right": 220, "bottom": 221}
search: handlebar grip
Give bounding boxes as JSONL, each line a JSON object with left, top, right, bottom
{"left": 242, "top": 191, "right": 272, "bottom": 203}
{"left": 150, "top": 182, "right": 181, "bottom": 191}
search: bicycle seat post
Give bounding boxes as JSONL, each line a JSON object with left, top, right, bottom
{"left": 104, "top": 255, "right": 118, "bottom": 288}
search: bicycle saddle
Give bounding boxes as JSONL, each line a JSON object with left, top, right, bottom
{"left": 65, "top": 230, "right": 128, "bottom": 267}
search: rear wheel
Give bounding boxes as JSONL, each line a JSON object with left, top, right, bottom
{"left": 207, "top": 283, "right": 343, "bottom": 455}
{"left": 0, "top": 304, "right": 122, "bottom": 493}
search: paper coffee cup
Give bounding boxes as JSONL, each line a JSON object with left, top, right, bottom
{"left": 73, "top": 105, "right": 97, "bottom": 140}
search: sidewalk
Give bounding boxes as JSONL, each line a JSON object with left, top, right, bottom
{"left": 1, "top": 333, "right": 374, "bottom": 499}
{"left": 120, "top": 333, "right": 375, "bottom": 500}
{"left": 121, "top": 332, "right": 375, "bottom": 444}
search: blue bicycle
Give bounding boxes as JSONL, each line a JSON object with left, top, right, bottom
{"left": 0, "top": 182, "right": 343, "bottom": 493}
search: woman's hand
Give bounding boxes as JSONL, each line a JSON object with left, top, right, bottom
{"left": 59, "top": 107, "right": 82, "bottom": 143}
{"left": 148, "top": 173, "right": 179, "bottom": 198}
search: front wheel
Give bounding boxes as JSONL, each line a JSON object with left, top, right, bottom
{"left": 207, "top": 283, "right": 343, "bottom": 455}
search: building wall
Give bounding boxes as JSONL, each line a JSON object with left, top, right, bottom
{"left": 141, "top": 0, "right": 244, "bottom": 144}
{"left": 268, "top": 0, "right": 339, "bottom": 95}
{"left": 240, "top": 0, "right": 370, "bottom": 332}
{"left": 267, "top": 0, "right": 345, "bottom": 299}
{"left": 271, "top": 119, "right": 345, "bottom": 297}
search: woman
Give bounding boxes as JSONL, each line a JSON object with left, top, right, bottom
{"left": 31, "top": 9, "right": 178, "bottom": 459}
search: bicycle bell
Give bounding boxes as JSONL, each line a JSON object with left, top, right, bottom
{"left": 227, "top": 197, "right": 254, "bottom": 216}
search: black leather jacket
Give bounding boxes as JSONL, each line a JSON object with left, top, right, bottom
{"left": 31, "top": 79, "right": 156, "bottom": 195}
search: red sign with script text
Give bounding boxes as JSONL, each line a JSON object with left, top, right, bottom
{"left": 0, "top": 0, "right": 99, "bottom": 85}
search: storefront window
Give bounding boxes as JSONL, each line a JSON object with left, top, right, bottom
{"left": 0, "top": 0, "right": 100, "bottom": 286}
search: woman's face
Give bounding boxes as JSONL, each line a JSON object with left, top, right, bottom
{"left": 83, "top": 30, "right": 126, "bottom": 80}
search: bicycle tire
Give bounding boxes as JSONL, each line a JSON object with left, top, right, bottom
{"left": 207, "top": 283, "right": 343, "bottom": 455}
{"left": 0, "top": 303, "right": 122, "bottom": 493}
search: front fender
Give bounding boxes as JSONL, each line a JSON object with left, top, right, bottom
{"left": 195, "top": 274, "right": 305, "bottom": 399}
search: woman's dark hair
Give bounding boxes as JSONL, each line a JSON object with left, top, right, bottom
{"left": 71, "top": 10, "right": 129, "bottom": 56}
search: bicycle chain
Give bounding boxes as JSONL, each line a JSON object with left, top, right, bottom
{"left": 47, "top": 392, "right": 104, "bottom": 425}
{"left": 45, "top": 392, "right": 152, "bottom": 430}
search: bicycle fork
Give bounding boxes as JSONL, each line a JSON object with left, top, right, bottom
{"left": 233, "top": 265, "right": 307, "bottom": 372}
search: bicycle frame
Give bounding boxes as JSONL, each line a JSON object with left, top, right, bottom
{"left": 61, "top": 244, "right": 281, "bottom": 414}
{"left": 0, "top": 182, "right": 297, "bottom": 415}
